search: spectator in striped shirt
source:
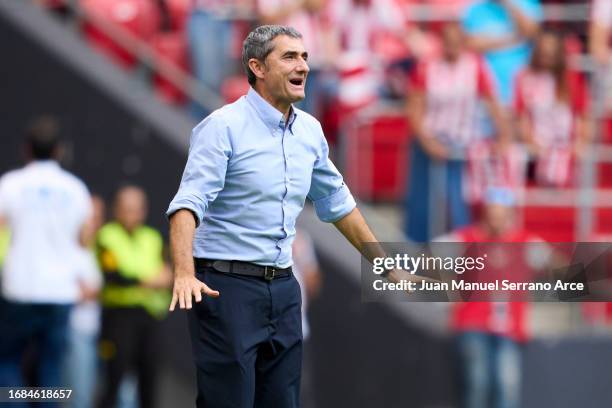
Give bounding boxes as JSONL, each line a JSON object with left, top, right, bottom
{"left": 514, "top": 30, "right": 591, "bottom": 187}
{"left": 590, "top": 0, "right": 612, "bottom": 142}
{"left": 256, "top": 0, "right": 334, "bottom": 116}
{"left": 328, "top": 0, "right": 411, "bottom": 115}
{"left": 405, "top": 22, "right": 510, "bottom": 242}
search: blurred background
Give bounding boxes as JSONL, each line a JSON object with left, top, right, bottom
{"left": 2, "top": 0, "right": 612, "bottom": 407}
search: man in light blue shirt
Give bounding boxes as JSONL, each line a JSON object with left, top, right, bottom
{"left": 166, "top": 84, "right": 354, "bottom": 269}
{"left": 462, "top": 0, "right": 542, "bottom": 105}
{"left": 166, "top": 25, "right": 398, "bottom": 408}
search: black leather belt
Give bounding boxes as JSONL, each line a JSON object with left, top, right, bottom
{"left": 194, "top": 258, "right": 292, "bottom": 281}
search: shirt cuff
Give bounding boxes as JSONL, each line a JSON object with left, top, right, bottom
{"left": 312, "top": 184, "right": 356, "bottom": 223}
{"left": 166, "top": 194, "right": 207, "bottom": 227}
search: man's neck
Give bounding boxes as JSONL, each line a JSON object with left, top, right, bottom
{"left": 28, "top": 158, "right": 57, "bottom": 165}
{"left": 443, "top": 53, "right": 460, "bottom": 64}
{"left": 253, "top": 85, "right": 291, "bottom": 122}
{"left": 117, "top": 222, "right": 139, "bottom": 235}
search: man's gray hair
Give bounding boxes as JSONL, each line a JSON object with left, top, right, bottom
{"left": 242, "top": 25, "right": 302, "bottom": 86}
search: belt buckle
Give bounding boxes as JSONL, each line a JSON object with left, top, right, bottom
{"left": 264, "top": 266, "right": 276, "bottom": 281}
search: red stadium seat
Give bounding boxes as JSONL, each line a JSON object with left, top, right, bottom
{"left": 601, "top": 119, "right": 612, "bottom": 144}
{"left": 598, "top": 162, "right": 612, "bottom": 188}
{"left": 343, "top": 114, "right": 411, "bottom": 202}
{"left": 221, "top": 76, "right": 250, "bottom": 103}
{"left": 80, "top": 0, "right": 160, "bottom": 68}
{"left": 522, "top": 206, "right": 575, "bottom": 242}
{"left": 564, "top": 34, "right": 582, "bottom": 56}
{"left": 595, "top": 207, "right": 612, "bottom": 235}
{"left": 39, "top": 0, "right": 67, "bottom": 9}
{"left": 151, "top": 31, "right": 189, "bottom": 104}
{"left": 165, "top": 0, "right": 190, "bottom": 31}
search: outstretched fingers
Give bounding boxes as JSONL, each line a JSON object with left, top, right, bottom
{"left": 201, "top": 283, "right": 220, "bottom": 298}
{"left": 169, "top": 278, "right": 220, "bottom": 311}
{"left": 169, "top": 291, "right": 178, "bottom": 312}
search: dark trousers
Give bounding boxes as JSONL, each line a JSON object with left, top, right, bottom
{"left": 0, "top": 299, "right": 72, "bottom": 408}
{"left": 456, "top": 332, "right": 522, "bottom": 408}
{"left": 405, "top": 141, "right": 470, "bottom": 242}
{"left": 97, "top": 307, "right": 161, "bottom": 408}
{"left": 189, "top": 266, "right": 303, "bottom": 408}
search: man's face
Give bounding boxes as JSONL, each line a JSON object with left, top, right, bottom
{"left": 484, "top": 203, "right": 512, "bottom": 236}
{"left": 442, "top": 23, "right": 463, "bottom": 61}
{"left": 260, "top": 35, "right": 310, "bottom": 108}
{"left": 114, "top": 188, "right": 147, "bottom": 231}
{"left": 535, "top": 34, "right": 560, "bottom": 71}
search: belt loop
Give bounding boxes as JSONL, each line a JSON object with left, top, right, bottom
{"left": 264, "top": 266, "right": 275, "bottom": 281}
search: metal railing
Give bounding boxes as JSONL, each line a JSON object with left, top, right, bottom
{"left": 403, "top": 3, "right": 590, "bottom": 22}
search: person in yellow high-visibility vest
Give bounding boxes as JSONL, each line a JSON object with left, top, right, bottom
{"left": 95, "top": 185, "right": 172, "bottom": 408}
{"left": 0, "top": 226, "right": 9, "bottom": 299}
{"left": 0, "top": 227, "right": 9, "bottom": 271}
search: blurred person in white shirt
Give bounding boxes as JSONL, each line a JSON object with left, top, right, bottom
{"left": 328, "top": 0, "right": 405, "bottom": 57}
{"left": 291, "top": 228, "right": 322, "bottom": 408}
{"left": 0, "top": 115, "right": 93, "bottom": 402}
{"left": 328, "top": 0, "right": 408, "bottom": 105}
{"left": 63, "top": 196, "right": 106, "bottom": 408}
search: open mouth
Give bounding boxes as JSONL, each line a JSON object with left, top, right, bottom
{"left": 289, "top": 78, "right": 304, "bottom": 87}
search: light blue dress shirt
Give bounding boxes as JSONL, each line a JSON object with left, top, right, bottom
{"left": 167, "top": 88, "right": 356, "bottom": 268}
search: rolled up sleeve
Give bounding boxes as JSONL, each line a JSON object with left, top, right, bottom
{"left": 308, "top": 133, "right": 356, "bottom": 223}
{"left": 166, "top": 115, "right": 231, "bottom": 227}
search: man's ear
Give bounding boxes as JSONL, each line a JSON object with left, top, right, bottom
{"left": 248, "top": 58, "right": 266, "bottom": 82}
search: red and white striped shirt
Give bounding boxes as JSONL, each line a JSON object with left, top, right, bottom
{"left": 514, "top": 69, "right": 588, "bottom": 186}
{"left": 411, "top": 53, "right": 494, "bottom": 147}
{"left": 327, "top": 0, "right": 405, "bottom": 55}
{"left": 514, "top": 70, "right": 587, "bottom": 147}
{"left": 256, "top": 0, "right": 329, "bottom": 67}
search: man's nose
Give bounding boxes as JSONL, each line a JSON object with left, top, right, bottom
{"left": 297, "top": 58, "right": 310, "bottom": 73}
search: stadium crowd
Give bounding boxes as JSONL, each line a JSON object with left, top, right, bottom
{"left": 33, "top": 0, "right": 611, "bottom": 241}
{"left": 2, "top": 0, "right": 612, "bottom": 407}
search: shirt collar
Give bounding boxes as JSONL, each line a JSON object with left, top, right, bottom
{"left": 27, "top": 160, "right": 59, "bottom": 169}
{"left": 246, "top": 87, "right": 298, "bottom": 134}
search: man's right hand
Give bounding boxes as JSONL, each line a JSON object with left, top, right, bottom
{"left": 169, "top": 274, "right": 220, "bottom": 311}
{"left": 168, "top": 209, "right": 219, "bottom": 311}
